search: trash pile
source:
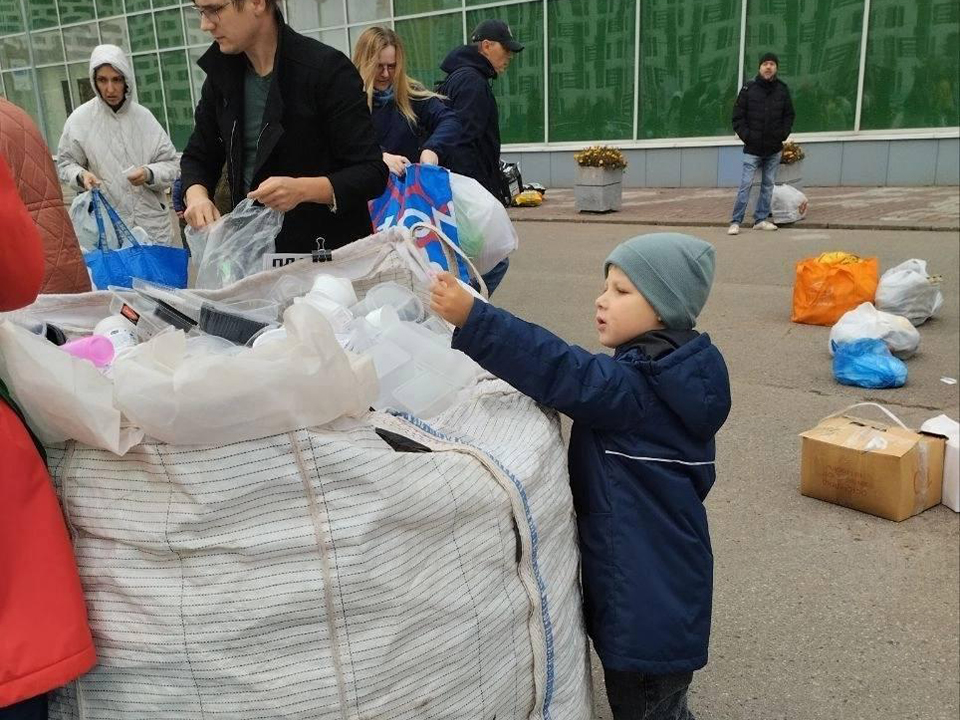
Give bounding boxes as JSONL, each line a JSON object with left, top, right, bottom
{"left": 792, "top": 253, "right": 957, "bottom": 520}
{"left": 792, "top": 252, "right": 945, "bottom": 389}
{"left": 4, "top": 266, "right": 483, "bottom": 451}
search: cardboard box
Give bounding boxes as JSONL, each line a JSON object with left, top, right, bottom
{"left": 800, "top": 414, "right": 945, "bottom": 521}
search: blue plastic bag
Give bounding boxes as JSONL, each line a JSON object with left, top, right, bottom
{"left": 368, "top": 164, "right": 470, "bottom": 283}
{"left": 832, "top": 338, "right": 907, "bottom": 389}
{"left": 83, "top": 189, "right": 189, "bottom": 290}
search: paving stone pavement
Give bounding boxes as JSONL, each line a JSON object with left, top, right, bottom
{"left": 508, "top": 186, "right": 960, "bottom": 232}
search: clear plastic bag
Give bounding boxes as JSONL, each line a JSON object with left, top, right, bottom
{"left": 875, "top": 259, "right": 944, "bottom": 326}
{"left": 449, "top": 173, "right": 519, "bottom": 275}
{"left": 832, "top": 338, "right": 907, "bottom": 389}
{"left": 187, "top": 200, "right": 284, "bottom": 289}
{"left": 829, "top": 302, "right": 920, "bottom": 359}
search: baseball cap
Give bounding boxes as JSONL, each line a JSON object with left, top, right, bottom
{"left": 470, "top": 19, "right": 525, "bottom": 52}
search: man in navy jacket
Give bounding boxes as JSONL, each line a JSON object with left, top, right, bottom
{"left": 438, "top": 19, "right": 523, "bottom": 206}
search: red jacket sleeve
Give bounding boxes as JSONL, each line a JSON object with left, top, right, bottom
{"left": 0, "top": 155, "right": 44, "bottom": 311}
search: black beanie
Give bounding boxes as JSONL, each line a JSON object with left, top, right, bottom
{"left": 759, "top": 52, "right": 779, "bottom": 67}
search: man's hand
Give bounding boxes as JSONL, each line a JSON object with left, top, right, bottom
{"left": 81, "top": 171, "right": 100, "bottom": 190}
{"left": 383, "top": 152, "right": 411, "bottom": 176}
{"left": 248, "top": 176, "right": 306, "bottom": 212}
{"left": 419, "top": 149, "right": 439, "bottom": 166}
{"left": 127, "top": 167, "right": 149, "bottom": 186}
{"left": 183, "top": 184, "right": 221, "bottom": 229}
{"left": 430, "top": 271, "right": 474, "bottom": 328}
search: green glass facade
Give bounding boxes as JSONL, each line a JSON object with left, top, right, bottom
{"left": 0, "top": 0, "right": 956, "bottom": 152}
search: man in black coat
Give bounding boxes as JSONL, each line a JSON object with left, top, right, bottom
{"left": 728, "top": 52, "right": 795, "bottom": 235}
{"left": 181, "top": 0, "right": 387, "bottom": 253}
{"left": 438, "top": 19, "right": 523, "bottom": 294}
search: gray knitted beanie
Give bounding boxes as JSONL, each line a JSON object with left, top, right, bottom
{"left": 604, "top": 233, "right": 716, "bottom": 330}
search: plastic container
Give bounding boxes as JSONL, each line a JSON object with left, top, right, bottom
{"left": 351, "top": 282, "right": 424, "bottom": 323}
{"left": 297, "top": 292, "right": 355, "bottom": 334}
{"left": 392, "top": 370, "right": 459, "bottom": 418}
{"left": 94, "top": 315, "right": 139, "bottom": 354}
{"left": 250, "top": 327, "right": 289, "bottom": 349}
{"left": 61, "top": 335, "right": 115, "bottom": 368}
{"left": 311, "top": 275, "right": 358, "bottom": 307}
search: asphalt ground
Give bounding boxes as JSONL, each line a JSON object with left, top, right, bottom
{"left": 491, "top": 222, "right": 960, "bottom": 720}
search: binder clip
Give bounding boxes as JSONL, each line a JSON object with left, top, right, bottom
{"left": 312, "top": 236, "right": 332, "bottom": 263}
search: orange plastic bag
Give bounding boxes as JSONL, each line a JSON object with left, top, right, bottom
{"left": 791, "top": 253, "right": 879, "bottom": 326}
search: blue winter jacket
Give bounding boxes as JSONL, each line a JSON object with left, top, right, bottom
{"left": 453, "top": 301, "right": 732, "bottom": 673}
{"left": 372, "top": 95, "right": 462, "bottom": 168}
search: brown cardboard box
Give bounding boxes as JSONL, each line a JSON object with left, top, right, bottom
{"left": 800, "top": 414, "right": 945, "bottom": 521}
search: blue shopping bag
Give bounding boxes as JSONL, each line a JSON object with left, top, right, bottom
{"left": 369, "top": 164, "right": 470, "bottom": 283}
{"left": 83, "top": 189, "right": 189, "bottom": 289}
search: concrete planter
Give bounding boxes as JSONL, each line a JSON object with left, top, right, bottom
{"left": 574, "top": 166, "right": 623, "bottom": 213}
{"left": 776, "top": 159, "right": 804, "bottom": 187}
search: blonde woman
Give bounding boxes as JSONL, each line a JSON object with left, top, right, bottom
{"left": 353, "top": 27, "right": 462, "bottom": 177}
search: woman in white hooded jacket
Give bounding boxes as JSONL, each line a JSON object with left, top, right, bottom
{"left": 57, "top": 44, "right": 179, "bottom": 246}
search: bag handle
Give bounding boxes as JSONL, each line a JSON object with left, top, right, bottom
{"left": 92, "top": 189, "right": 140, "bottom": 250}
{"left": 820, "top": 402, "right": 909, "bottom": 429}
{"left": 407, "top": 221, "right": 489, "bottom": 300}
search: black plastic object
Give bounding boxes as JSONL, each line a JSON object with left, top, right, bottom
{"left": 44, "top": 324, "right": 67, "bottom": 346}
{"left": 375, "top": 428, "right": 432, "bottom": 453}
{"left": 198, "top": 303, "right": 269, "bottom": 345}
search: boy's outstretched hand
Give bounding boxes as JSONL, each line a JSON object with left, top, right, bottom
{"left": 430, "top": 271, "right": 475, "bottom": 328}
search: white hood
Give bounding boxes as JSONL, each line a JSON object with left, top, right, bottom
{"left": 88, "top": 44, "right": 135, "bottom": 104}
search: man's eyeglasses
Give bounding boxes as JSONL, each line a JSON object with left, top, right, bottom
{"left": 193, "top": 2, "right": 229, "bottom": 22}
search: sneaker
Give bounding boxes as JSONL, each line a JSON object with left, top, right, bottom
{"left": 727, "top": 223, "right": 740, "bottom": 235}
{"left": 754, "top": 220, "right": 778, "bottom": 231}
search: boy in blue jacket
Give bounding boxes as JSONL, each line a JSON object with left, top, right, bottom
{"left": 430, "top": 232, "right": 731, "bottom": 720}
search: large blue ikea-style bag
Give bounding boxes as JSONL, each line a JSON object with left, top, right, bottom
{"left": 832, "top": 338, "right": 907, "bottom": 389}
{"left": 369, "top": 164, "right": 471, "bottom": 283}
{"left": 83, "top": 189, "right": 189, "bottom": 289}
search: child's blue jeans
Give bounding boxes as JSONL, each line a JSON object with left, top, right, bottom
{"left": 604, "top": 668, "right": 697, "bottom": 720}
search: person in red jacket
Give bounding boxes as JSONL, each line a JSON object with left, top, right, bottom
{"left": 0, "top": 155, "right": 96, "bottom": 719}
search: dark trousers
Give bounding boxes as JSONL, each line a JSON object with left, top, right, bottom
{"left": 604, "top": 668, "right": 697, "bottom": 720}
{"left": 0, "top": 695, "right": 47, "bottom": 720}
{"left": 479, "top": 257, "right": 510, "bottom": 297}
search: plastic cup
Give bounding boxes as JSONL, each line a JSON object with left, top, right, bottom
{"left": 310, "top": 274, "right": 358, "bottom": 307}
{"left": 61, "top": 335, "right": 115, "bottom": 367}
{"left": 351, "top": 282, "right": 423, "bottom": 322}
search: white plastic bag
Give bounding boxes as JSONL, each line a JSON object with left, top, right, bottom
{"left": 450, "top": 173, "right": 519, "bottom": 274}
{"left": 111, "top": 302, "right": 376, "bottom": 446}
{"left": 875, "top": 259, "right": 944, "bottom": 326}
{"left": 771, "top": 184, "right": 808, "bottom": 224}
{"left": 187, "top": 199, "right": 284, "bottom": 289}
{"left": 921, "top": 414, "right": 959, "bottom": 512}
{"left": 829, "top": 302, "right": 920, "bottom": 359}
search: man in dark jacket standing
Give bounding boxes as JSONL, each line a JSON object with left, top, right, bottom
{"left": 181, "top": 0, "right": 387, "bottom": 253}
{"left": 728, "top": 52, "right": 795, "bottom": 235}
{"left": 438, "top": 19, "right": 523, "bottom": 294}
{"left": 439, "top": 19, "right": 522, "bottom": 205}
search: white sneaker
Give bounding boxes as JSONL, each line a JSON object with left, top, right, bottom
{"left": 754, "top": 220, "right": 778, "bottom": 231}
{"left": 727, "top": 223, "right": 739, "bottom": 235}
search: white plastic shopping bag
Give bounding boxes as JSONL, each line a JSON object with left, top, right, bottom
{"left": 875, "top": 259, "right": 944, "bottom": 326}
{"left": 0, "top": 319, "right": 144, "bottom": 454}
{"left": 449, "top": 173, "right": 519, "bottom": 274}
{"left": 771, "top": 184, "right": 808, "bottom": 224}
{"left": 829, "top": 302, "right": 920, "bottom": 359}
